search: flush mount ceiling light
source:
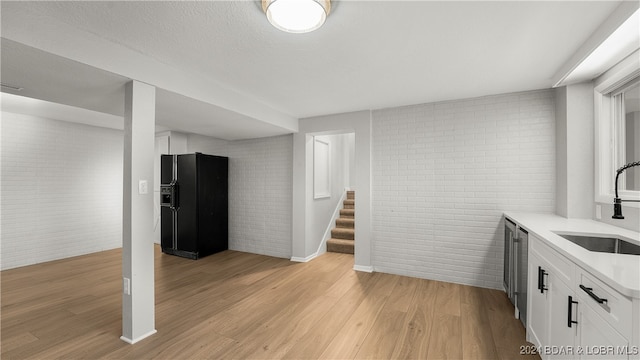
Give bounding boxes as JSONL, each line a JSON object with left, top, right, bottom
{"left": 262, "top": 0, "right": 331, "bottom": 33}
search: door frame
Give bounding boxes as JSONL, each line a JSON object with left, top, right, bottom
{"left": 291, "top": 110, "right": 373, "bottom": 271}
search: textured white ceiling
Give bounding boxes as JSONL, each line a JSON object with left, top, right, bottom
{"left": 0, "top": 1, "right": 624, "bottom": 138}
{"left": 1, "top": 39, "right": 292, "bottom": 140}
{"left": 1, "top": 38, "right": 128, "bottom": 117}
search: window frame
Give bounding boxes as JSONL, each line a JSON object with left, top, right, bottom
{"left": 594, "top": 50, "right": 640, "bottom": 207}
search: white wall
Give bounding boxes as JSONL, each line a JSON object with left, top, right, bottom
{"left": 346, "top": 133, "right": 355, "bottom": 187}
{"left": 555, "top": 83, "right": 594, "bottom": 219}
{"left": 371, "top": 90, "right": 556, "bottom": 289}
{"left": 227, "top": 135, "right": 293, "bottom": 258}
{"left": 1, "top": 112, "right": 123, "bottom": 270}
{"left": 186, "top": 133, "right": 229, "bottom": 156}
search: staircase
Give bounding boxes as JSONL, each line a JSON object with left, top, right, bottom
{"left": 327, "top": 191, "right": 355, "bottom": 254}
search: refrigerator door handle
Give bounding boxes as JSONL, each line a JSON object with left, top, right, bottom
{"left": 172, "top": 207, "right": 178, "bottom": 250}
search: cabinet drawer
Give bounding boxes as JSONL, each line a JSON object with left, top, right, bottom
{"left": 577, "top": 267, "right": 632, "bottom": 336}
{"left": 530, "top": 234, "right": 574, "bottom": 288}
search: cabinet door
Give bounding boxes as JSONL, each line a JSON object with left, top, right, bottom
{"left": 516, "top": 229, "right": 528, "bottom": 327}
{"left": 577, "top": 303, "right": 629, "bottom": 360}
{"left": 504, "top": 222, "right": 514, "bottom": 300}
{"left": 528, "top": 252, "right": 549, "bottom": 349}
{"left": 548, "top": 276, "right": 576, "bottom": 359}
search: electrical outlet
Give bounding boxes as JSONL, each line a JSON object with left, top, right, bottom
{"left": 596, "top": 204, "right": 602, "bottom": 220}
{"left": 123, "top": 277, "right": 131, "bottom": 295}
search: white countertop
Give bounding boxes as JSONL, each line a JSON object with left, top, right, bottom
{"left": 504, "top": 212, "right": 640, "bottom": 298}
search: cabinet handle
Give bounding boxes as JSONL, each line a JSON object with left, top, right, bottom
{"left": 579, "top": 285, "right": 608, "bottom": 304}
{"left": 567, "top": 296, "right": 578, "bottom": 328}
{"left": 537, "top": 266, "right": 548, "bottom": 293}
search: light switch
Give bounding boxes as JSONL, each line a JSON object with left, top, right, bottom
{"left": 123, "top": 277, "right": 131, "bottom": 295}
{"left": 138, "top": 180, "right": 148, "bottom": 195}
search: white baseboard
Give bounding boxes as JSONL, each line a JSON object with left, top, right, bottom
{"left": 353, "top": 264, "right": 374, "bottom": 273}
{"left": 290, "top": 253, "right": 318, "bottom": 263}
{"left": 120, "top": 329, "right": 157, "bottom": 344}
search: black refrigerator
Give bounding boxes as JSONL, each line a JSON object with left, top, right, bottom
{"left": 160, "top": 153, "right": 228, "bottom": 259}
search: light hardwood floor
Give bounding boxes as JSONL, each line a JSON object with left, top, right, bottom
{"left": 1, "top": 245, "right": 539, "bottom": 359}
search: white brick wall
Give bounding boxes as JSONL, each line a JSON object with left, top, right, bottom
{"left": 186, "top": 133, "right": 293, "bottom": 258}
{"left": 2, "top": 89, "right": 554, "bottom": 280}
{"left": 227, "top": 135, "right": 293, "bottom": 258}
{"left": 1, "top": 116, "right": 292, "bottom": 270}
{"left": 371, "top": 90, "right": 556, "bottom": 289}
{"left": 1, "top": 112, "right": 123, "bottom": 270}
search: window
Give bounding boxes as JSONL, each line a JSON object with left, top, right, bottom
{"left": 612, "top": 79, "right": 640, "bottom": 191}
{"left": 594, "top": 53, "right": 640, "bottom": 205}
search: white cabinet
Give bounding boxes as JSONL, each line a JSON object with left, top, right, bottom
{"left": 528, "top": 252, "right": 549, "bottom": 347}
{"left": 577, "top": 303, "right": 629, "bottom": 360}
{"left": 526, "top": 233, "right": 635, "bottom": 360}
{"left": 528, "top": 240, "right": 577, "bottom": 359}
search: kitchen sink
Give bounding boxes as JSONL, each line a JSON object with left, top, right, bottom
{"left": 555, "top": 234, "right": 640, "bottom": 255}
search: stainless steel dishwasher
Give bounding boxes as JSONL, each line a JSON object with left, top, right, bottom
{"left": 503, "top": 218, "right": 528, "bottom": 327}
{"left": 503, "top": 219, "right": 516, "bottom": 304}
{"left": 516, "top": 227, "right": 528, "bottom": 327}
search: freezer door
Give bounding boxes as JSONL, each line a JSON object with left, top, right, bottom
{"left": 160, "top": 155, "right": 175, "bottom": 184}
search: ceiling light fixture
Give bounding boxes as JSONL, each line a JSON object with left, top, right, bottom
{"left": 262, "top": 0, "right": 331, "bottom": 34}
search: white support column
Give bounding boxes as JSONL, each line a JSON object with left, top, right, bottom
{"left": 121, "top": 80, "right": 157, "bottom": 344}
{"left": 555, "top": 83, "right": 595, "bottom": 219}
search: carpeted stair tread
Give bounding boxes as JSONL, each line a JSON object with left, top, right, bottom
{"left": 331, "top": 228, "right": 354, "bottom": 240}
{"left": 336, "top": 218, "right": 354, "bottom": 228}
{"left": 340, "top": 209, "right": 354, "bottom": 218}
{"left": 343, "top": 199, "right": 355, "bottom": 209}
{"left": 327, "top": 238, "right": 354, "bottom": 254}
{"left": 328, "top": 191, "right": 356, "bottom": 254}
